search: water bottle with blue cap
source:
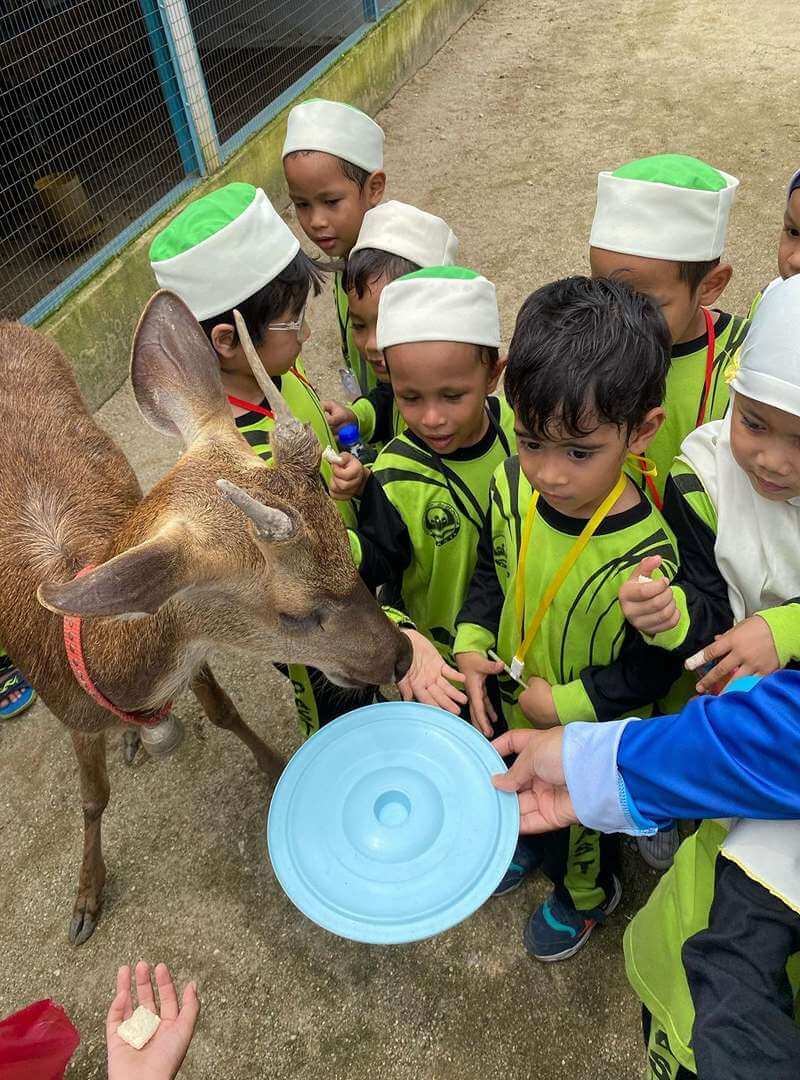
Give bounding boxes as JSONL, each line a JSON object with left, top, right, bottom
{"left": 337, "top": 421, "right": 366, "bottom": 462}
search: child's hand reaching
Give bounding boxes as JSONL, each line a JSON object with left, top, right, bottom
{"left": 322, "top": 400, "right": 357, "bottom": 433}
{"left": 690, "top": 615, "right": 780, "bottom": 694}
{"left": 619, "top": 555, "right": 679, "bottom": 635}
{"left": 455, "top": 651, "right": 504, "bottom": 736}
{"left": 398, "top": 629, "right": 467, "bottom": 714}
{"left": 328, "top": 452, "right": 369, "bottom": 501}
{"left": 518, "top": 676, "right": 559, "bottom": 728}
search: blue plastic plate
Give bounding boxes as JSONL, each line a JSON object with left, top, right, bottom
{"left": 267, "top": 701, "right": 520, "bottom": 944}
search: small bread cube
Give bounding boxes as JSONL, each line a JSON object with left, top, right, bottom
{"left": 636, "top": 575, "right": 651, "bottom": 584}
{"left": 116, "top": 1005, "right": 161, "bottom": 1049}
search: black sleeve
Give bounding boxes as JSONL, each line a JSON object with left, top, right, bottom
{"left": 579, "top": 624, "right": 687, "bottom": 721}
{"left": 455, "top": 508, "right": 505, "bottom": 641}
{"left": 355, "top": 473, "right": 412, "bottom": 594}
{"left": 683, "top": 856, "right": 800, "bottom": 1080}
{"left": 367, "top": 381, "right": 397, "bottom": 447}
{"left": 661, "top": 473, "right": 734, "bottom": 658}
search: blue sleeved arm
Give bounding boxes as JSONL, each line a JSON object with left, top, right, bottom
{"left": 563, "top": 719, "right": 659, "bottom": 835}
{"left": 617, "top": 670, "right": 800, "bottom": 822}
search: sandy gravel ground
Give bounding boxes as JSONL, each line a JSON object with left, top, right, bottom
{"left": 1, "top": 0, "right": 796, "bottom": 1075}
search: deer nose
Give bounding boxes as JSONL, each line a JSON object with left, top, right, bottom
{"left": 394, "top": 631, "right": 413, "bottom": 683}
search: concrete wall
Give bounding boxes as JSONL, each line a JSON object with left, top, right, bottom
{"left": 39, "top": 0, "right": 486, "bottom": 410}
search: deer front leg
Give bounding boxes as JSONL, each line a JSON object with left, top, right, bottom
{"left": 69, "top": 728, "right": 109, "bottom": 945}
{"left": 191, "top": 664, "right": 284, "bottom": 781}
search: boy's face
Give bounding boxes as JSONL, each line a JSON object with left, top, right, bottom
{"left": 347, "top": 276, "right": 390, "bottom": 382}
{"left": 514, "top": 408, "right": 662, "bottom": 519}
{"left": 730, "top": 392, "right": 800, "bottom": 502}
{"left": 212, "top": 303, "right": 310, "bottom": 380}
{"left": 387, "top": 341, "right": 502, "bottom": 454}
{"left": 778, "top": 189, "right": 800, "bottom": 280}
{"left": 284, "top": 151, "right": 385, "bottom": 258}
{"left": 589, "top": 248, "right": 703, "bottom": 345}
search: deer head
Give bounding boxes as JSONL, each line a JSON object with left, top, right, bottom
{"left": 38, "top": 291, "right": 411, "bottom": 690}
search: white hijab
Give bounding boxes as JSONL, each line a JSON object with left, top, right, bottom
{"left": 678, "top": 274, "right": 800, "bottom": 911}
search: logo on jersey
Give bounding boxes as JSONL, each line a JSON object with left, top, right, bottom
{"left": 424, "top": 502, "right": 460, "bottom": 546}
{"left": 493, "top": 537, "right": 508, "bottom": 572}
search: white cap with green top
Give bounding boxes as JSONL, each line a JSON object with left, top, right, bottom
{"left": 149, "top": 183, "right": 299, "bottom": 320}
{"left": 590, "top": 153, "right": 739, "bottom": 262}
{"left": 377, "top": 267, "right": 500, "bottom": 350}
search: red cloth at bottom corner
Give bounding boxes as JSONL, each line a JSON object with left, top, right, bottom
{"left": 0, "top": 999, "right": 80, "bottom": 1079}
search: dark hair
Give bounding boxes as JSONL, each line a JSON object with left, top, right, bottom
{"left": 343, "top": 248, "right": 420, "bottom": 298}
{"left": 284, "top": 149, "right": 371, "bottom": 190}
{"left": 505, "top": 275, "right": 670, "bottom": 439}
{"left": 677, "top": 257, "right": 720, "bottom": 293}
{"left": 201, "top": 248, "right": 327, "bottom": 347}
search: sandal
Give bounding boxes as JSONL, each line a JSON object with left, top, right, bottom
{"left": 0, "top": 657, "right": 37, "bottom": 720}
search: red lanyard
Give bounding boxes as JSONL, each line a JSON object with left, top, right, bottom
{"left": 227, "top": 395, "right": 273, "bottom": 418}
{"left": 225, "top": 366, "right": 313, "bottom": 418}
{"left": 646, "top": 307, "right": 716, "bottom": 511}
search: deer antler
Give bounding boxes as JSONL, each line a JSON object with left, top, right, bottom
{"left": 216, "top": 479, "right": 296, "bottom": 541}
{"left": 232, "top": 310, "right": 321, "bottom": 474}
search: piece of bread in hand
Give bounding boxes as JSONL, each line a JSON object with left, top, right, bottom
{"left": 116, "top": 1005, "right": 161, "bottom": 1049}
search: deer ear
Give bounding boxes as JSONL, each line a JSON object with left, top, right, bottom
{"left": 131, "top": 290, "right": 229, "bottom": 445}
{"left": 38, "top": 535, "right": 189, "bottom": 617}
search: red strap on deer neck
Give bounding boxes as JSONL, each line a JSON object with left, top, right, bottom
{"left": 63, "top": 566, "right": 172, "bottom": 728}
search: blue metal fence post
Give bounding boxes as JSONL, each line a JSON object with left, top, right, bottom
{"left": 137, "top": 0, "right": 200, "bottom": 177}
{"left": 363, "top": 0, "right": 381, "bottom": 21}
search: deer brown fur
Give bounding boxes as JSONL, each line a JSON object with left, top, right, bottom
{"left": 0, "top": 291, "right": 410, "bottom": 944}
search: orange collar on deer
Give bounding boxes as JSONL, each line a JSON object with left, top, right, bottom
{"left": 63, "top": 566, "right": 172, "bottom": 728}
{"left": 645, "top": 306, "right": 716, "bottom": 511}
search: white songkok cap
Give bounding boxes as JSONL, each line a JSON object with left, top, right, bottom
{"left": 350, "top": 201, "right": 459, "bottom": 266}
{"left": 590, "top": 153, "right": 739, "bottom": 262}
{"left": 377, "top": 267, "right": 500, "bottom": 350}
{"left": 282, "top": 98, "right": 384, "bottom": 173}
{"left": 730, "top": 274, "right": 800, "bottom": 419}
{"left": 149, "top": 183, "right": 299, "bottom": 320}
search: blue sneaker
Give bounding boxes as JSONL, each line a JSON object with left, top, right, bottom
{"left": 523, "top": 874, "right": 622, "bottom": 961}
{"left": 0, "top": 660, "right": 36, "bottom": 720}
{"left": 493, "top": 841, "right": 543, "bottom": 897}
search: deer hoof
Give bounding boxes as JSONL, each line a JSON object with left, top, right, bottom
{"left": 69, "top": 907, "right": 99, "bottom": 946}
{"left": 122, "top": 728, "right": 141, "bottom": 765}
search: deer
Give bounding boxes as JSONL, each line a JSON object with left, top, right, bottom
{"left": 0, "top": 290, "right": 411, "bottom": 945}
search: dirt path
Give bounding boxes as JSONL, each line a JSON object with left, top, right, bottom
{"left": 0, "top": 0, "right": 795, "bottom": 1076}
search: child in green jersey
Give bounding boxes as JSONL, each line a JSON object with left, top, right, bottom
{"left": 589, "top": 154, "right": 749, "bottom": 507}
{"left": 322, "top": 200, "right": 459, "bottom": 463}
{"left": 149, "top": 182, "right": 376, "bottom": 735}
{"left": 345, "top": 267, "right": 513, "bottom": 711}
{"left": 590, "top": 152, "right": 749, "bottom": 869}
{"left": 454, "top": 276, "right": 684, "bottom": 962}
{"left": 618, "top": 275, "right": 800, "bottom": 1079}
{"left": 282, "top": 99, "right": 386, "bottom": 398}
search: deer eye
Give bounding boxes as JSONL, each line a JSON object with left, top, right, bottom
{"left": 279, "top": 610, "right": 323, "bottom": 633}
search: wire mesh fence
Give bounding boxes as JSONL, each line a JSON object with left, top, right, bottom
{"left": 1, "top": 0, "right": 393, "bottom": 323}
{"left": 187, "top": 0, "right": 366, "bottom": 149}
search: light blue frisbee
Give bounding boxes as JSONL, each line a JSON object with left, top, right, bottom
{"left": 267, "top": 701, "right": 520, "bottom": 944}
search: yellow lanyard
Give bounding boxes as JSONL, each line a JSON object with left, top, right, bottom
{"left": 510, "top": 472, "right": 628, "bottom": 681}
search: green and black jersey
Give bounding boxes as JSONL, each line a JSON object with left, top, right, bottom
{"left": 646, "top": 461, "right": 800, "bottom": 666}
{"left": 334, "top": 271, "right": 377, "bottom": 399}
{"left": 454, "top": 457, "right": 684, "bottom": 727}
{"left": 351, "top": 380, "right": 405, "bottom": 449}
{"left": 232, "top": 365, "right": 356, "bottom": 531}
{"left": 356, "top": 396, "right": 516, "bottom": 658}
{"left": 644, "top": 311, "right": 749, "bottom": 501}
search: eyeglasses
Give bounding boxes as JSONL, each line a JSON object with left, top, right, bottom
{"left": 267, "top": 301, "right": 307, "bottom": 334}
